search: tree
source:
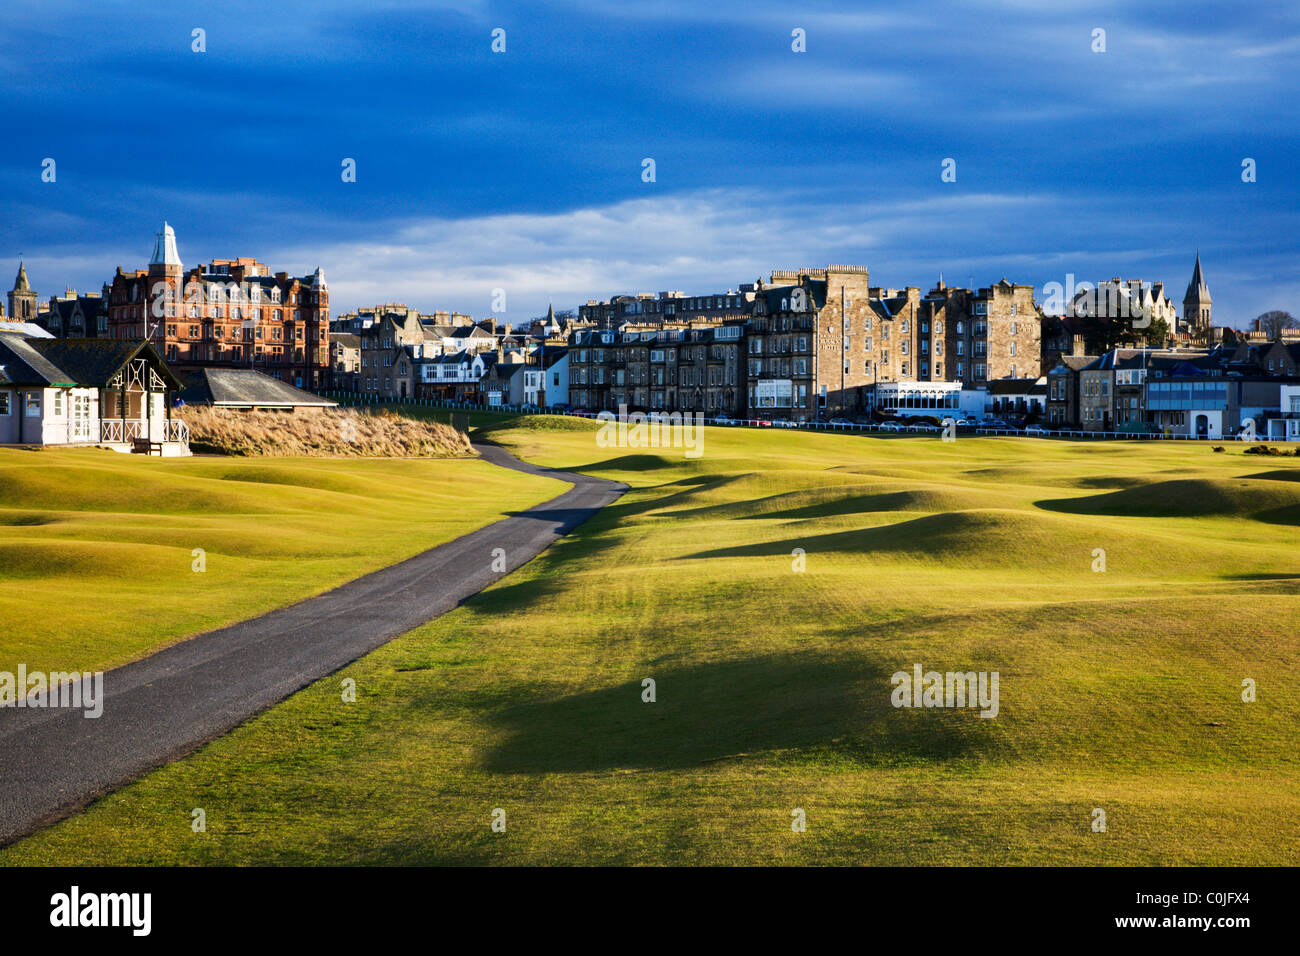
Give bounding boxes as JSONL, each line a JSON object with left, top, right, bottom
{"left": 1255, "top": 310, "right": 1297, "bottom": 341}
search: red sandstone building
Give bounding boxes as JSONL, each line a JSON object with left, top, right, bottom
{"left": 107, "top": 223, "right": 330, "bottom": 390}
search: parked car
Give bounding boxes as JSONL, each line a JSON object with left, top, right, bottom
{"left": 878, "top": 421, "right": 903, "bottom": 432}
{"left": 981, "top": 418, "right": 1010, "bottom": 429}
{"left": 1024, "top": 424, "right": 1049, "bottom": 435}
{"left": 827, "top": 417, "right": 855, "bottom": 426}
{"left": 954, "top": 417, "right": 978, "bottom": 427}
{"left": 755, "top": 419, "right": 774, "bottom": 427}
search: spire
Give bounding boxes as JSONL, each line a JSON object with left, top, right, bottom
{"left": 13, "top": 261, "right": 30, "bottom": 292}
{"left": 1184, "top": 252, "right": 1210, "bottom": 303}
{"left": 547, "top": 302, "right": 555, "bottom": 323}
{"left": 149, "top": 222, "right": 181, "bottom": 268}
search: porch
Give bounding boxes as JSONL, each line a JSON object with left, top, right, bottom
{"left": 98, "top": 357, "right": 190, "bottom": 455}
{"left": 99, "top": 418, "right": 191, "bottom": 455}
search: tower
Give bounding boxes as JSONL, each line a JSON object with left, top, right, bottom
{"left": 8, "top": 261, "right": 37, "bottom": 321}
{"left": 148, "top": 222, "right": 182, "bottom": 279}
{"left": 1183, "top": 252, "right": 1211, "bottom": 337}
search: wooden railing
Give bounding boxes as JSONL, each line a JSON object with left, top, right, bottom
{"left": 100, "top": 419, "right": 189, "bottom": 444}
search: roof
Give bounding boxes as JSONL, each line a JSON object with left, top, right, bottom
{"left": 1049, "top": 355, "right": 1096, "bottom": 373}
{"left": 987, "top": 377, "right": 1045, "bottom": 395}
{"left": 0, "top": 321, "right": 54, "bottom": 338}
{"left": 27, "top": 338, "right": 183, "bottom": 389}
{"left": 178, "top": 368, "right": 337, "bottom": 408}
{"left": 331, "top": 333, "right": 360, "bottom": 349}
{"left": 0, "top": 332, "right": 73, "bottom": 386}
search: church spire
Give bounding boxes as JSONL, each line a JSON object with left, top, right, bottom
{"left": 1183, "top": 251, "right": 1212, "bottom": 335}
{"left": 13, "top": 261, "right": 30, "bottom": 292}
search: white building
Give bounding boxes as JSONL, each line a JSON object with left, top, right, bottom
{"left": 1267, "top": 384, "right": 1300, "bottom": 441}
{"left": 523, "top": 346, "right": 569, "bottom": 408}
{"left": 0, "top": 332, "right": 189, "bottom": 454}
{"left": 874, "top": 381, "right": 988, "bottom": 418}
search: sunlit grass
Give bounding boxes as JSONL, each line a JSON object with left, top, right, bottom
{"left": 5, "top": 420, "right": 1297, "bottom": 865}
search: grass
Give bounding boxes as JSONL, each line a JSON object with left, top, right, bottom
{"left": 182, "top": 406, "right": 470, "bottom": 457}
{"left": 4, "top": 418, "right": 1299, "bottom": 865}
{"left": 0, "top": 445, "right": 564, "bottom": 674}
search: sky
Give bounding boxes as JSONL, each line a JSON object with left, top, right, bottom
{"left": 1, "top": 0, "right": 1297, "bottom": 326}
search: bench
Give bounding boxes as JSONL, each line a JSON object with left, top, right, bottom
{"left": 132, "top": 437, "right": 164, "bottom": 456}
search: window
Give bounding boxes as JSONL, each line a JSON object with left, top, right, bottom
{"left": 0, "top": 392, "right": 9, "bottom": 414}
{"left": 1010, "top": 342, "right": 1017, "bottom": 356}
{"left": 25, "top": 393, "right": 41, "bottom": 417}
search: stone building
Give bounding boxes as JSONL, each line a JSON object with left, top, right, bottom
{"left": 1183, "top": 253, "right": 1212, "bottom": 340}
{"left": 39, "top": 287, "right": 110, "bottom": 339}
{"left": 570, "top": 266, "right": 1046, "bottom": 421}
{"left": 6, "top": 262, "right": 38, "bottom": 322}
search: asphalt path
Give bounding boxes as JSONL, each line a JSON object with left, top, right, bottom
{"left": 0, "top": 442, "right": 624, "bottom": 846}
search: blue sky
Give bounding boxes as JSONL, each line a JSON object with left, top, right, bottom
{"left": 2, "top": 0, "right": 1297, "bottom": 325}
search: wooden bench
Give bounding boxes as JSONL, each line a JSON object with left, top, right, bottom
{"left": 132, "top": 437, "right": 164, "bottom": 456}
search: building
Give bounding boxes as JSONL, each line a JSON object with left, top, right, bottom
{"left": 417, "top": 350, "right": 492, "bottom": 402}
{"left": 569, "top": 267, "right": 1045, "bottom": 422}
{"left": 1267, "top": 384, "right": 1300, "bottom": 441}
{"left": 330, "top": 333, "right": 361, "bottom": 391}
{"left": 178, "top": 368, "right": 338, "bottom": 412}
{"left": 874, "top": 381, "right": 987, "bottom": 419}
{"left": 523, "top": 345, "right": 569, "bottom": 408}
{"left": 1146, "top": 370, "right": 1292, "bottom": 439}
{"left": 987, "top": 376, "right": 1047, "bottom": 419}
{"left": 6, "top": 262, "right": 38, "bottom": 323}
{"left": 0, "top": 332, "right": 188, "bottom": 453}
{"left": 106, "top": 223, "right": 330, "bottom": 390}
{"left": 39, "top": 288, "right": 110, "bottom": 339}
{"left": 1183, "top": 253, "right": 1212, "bottom": 340}
{"left": 1045, "top": 353, "right": 1095, "bottom": 426}
{"left": 483, "top": 358, "right": 526, "bottom": 407}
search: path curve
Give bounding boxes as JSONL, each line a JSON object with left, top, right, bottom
{"left": 0, "top": 442, "right": 624, "bottom": 846}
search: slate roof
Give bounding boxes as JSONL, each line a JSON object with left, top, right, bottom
{"left": 1049, "top": 355, "right": 1096, "bottom": 373}
{"left": 760, "top": 279, "right": 828, "bottom": 314}
{"left": 0, "top": 333, "right": 73, "bottom": 386}
{"left": 0, "top": 334, "right": 180, "bottom": 389}
{"left": 178, "top": 368, "right": 337, "bottom": 408}
{"left": 28, "top": 338, "right": 182, "bottom": 389}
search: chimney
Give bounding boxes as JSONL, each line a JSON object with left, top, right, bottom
{"left": 1071, "top": 334, "right": 1085, "bottom": 357}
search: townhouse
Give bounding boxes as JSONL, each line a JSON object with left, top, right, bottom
{"left": 570, "top": 267, "right": 1044, "bottom": 422}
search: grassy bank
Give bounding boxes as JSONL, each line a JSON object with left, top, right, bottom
{"left": 5, "top": 419, "right": 1298, "bottom": 864}
{"left": 182, "top": 406, "right": 471, "bottom": 457}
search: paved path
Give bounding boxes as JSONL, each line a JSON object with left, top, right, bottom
{"left": 0, "top": 443, "right": 623, "bottom": 846}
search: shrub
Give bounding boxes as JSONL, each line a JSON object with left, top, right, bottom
{"left": 181, "top": 406, "right": 471, "bottom": 458}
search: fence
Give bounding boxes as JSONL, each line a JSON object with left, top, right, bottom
{"left": 316, "top": 391, "right": 1284, "bottom": 443}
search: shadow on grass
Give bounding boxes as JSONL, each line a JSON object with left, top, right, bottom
{"left": 1038, "top": 478, "right": 1300, "bottom": 525}
{"left": 664, "top": 489, "right": 919, "bottom": 523}
{"left": 482, "top": 650, "right": 1004, "bottom": 773}
{"left": 678, "top": 512, "right": 996, "bottom": 561}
